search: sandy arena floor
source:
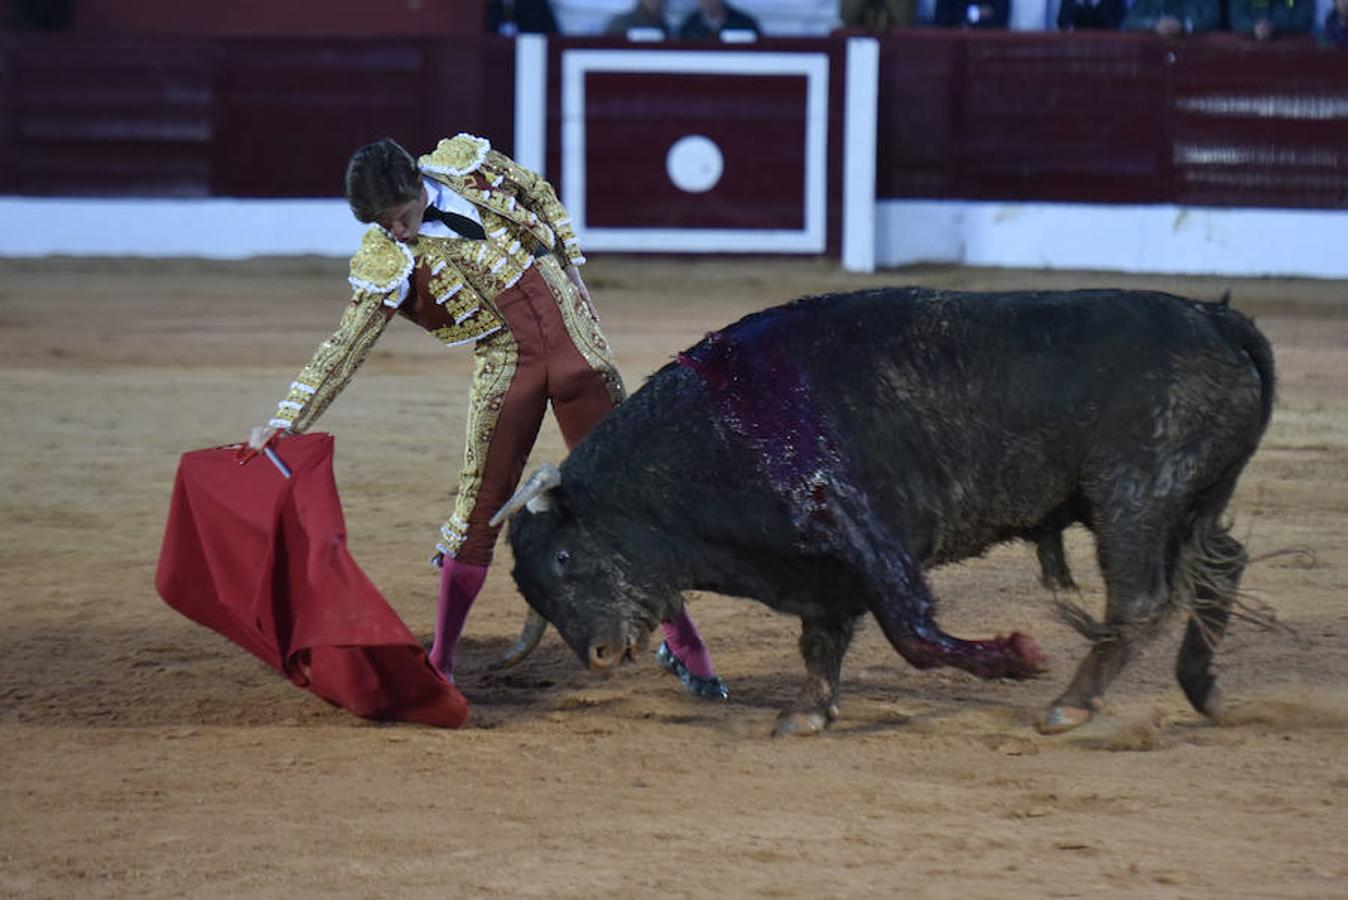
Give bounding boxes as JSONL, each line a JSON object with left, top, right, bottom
{"left": 1, "top": 256, "right": 1346, "bottom": 899}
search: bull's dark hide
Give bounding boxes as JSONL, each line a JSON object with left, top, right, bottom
{"left": 505, "top": 287, "right": 1274, "bottom": 735}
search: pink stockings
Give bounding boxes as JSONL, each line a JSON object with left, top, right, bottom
{"left": 660, "top": 609, "right": 715, "bottom": 679}
{"left": 428, "top": 558, "right": 489, "bottom": 681}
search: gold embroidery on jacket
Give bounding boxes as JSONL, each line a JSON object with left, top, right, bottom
{"left": 419, "top": 136, "right": 585, "bottom": 268}
{"left": 269, "top": 289, "right": 394, "bottom": 432}
{"left": 416, "top": 237, "right": 504, "bottom": 346}
{"left": 348, "top": 226, "right": 415, "bottom": 296}
{"left": 420, "top": 133, "right": 490, "bottom": 177}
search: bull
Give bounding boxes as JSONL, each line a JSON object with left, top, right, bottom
{"left": 491, "top": 287, "right": 1275, "bottom": 736}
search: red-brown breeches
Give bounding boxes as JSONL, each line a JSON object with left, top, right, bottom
{"left": 450, "top": 263, "right": 619, "bottom": 565}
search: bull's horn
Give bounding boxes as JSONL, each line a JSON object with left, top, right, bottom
{"left": 489, "top": 463, "right": 561, "bottom": 527}
{"left": 484, "top": 608, "right": 549, "bottom": 671}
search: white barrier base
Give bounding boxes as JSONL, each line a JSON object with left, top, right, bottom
{"left": 2, "top": 195, "right": 1345, "bottom": 281}
{"left": 0, "top": 197, "right": 366, "bottom": 260}
{"left": 877, "top": 199, "right": 1348, "bottom": 280}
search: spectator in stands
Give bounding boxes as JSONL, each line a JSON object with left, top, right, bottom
{"left": 1323, "top": 0, "right": 1348, "bottom": 45}
{"left": 487, "top": 0, "right": 558, "bottom": 36}
{"left": 934, "top": 0, "right": 1010, "bottom": 28}
{"left": 607, "top": 0, "right": 671, "bottom": 36}
{"left": 6, "top": 0, "right": 74, "bottom": 29}
{"left": 1122, "top": 0, "right": 1220, "bottom": 35}
{"left": 679, "top": 0, "right": 762, "bottom": 39}
{"left": 840, "top": 0, "right": 916, "bottom": 31}
{"left": 1057, "top": 0, "right": 1127, "bottom": 30}
{"left": 1230, "top": 0, "right": 1315, "bottom": 39}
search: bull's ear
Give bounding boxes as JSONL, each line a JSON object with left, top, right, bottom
{"left": 490, "top": 463, "right": 562, "bottom": 527}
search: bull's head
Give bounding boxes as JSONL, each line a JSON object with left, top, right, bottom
{"left": 492, "top": 465, "right": 669, "bottom": 674}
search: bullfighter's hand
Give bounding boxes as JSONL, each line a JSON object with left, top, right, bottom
{"left": 566, "top": 263, "right": 593, "bottom": 306}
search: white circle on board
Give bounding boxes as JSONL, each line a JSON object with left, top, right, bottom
{"left": 665, "top": 135, "right": 724, "bottom": 194}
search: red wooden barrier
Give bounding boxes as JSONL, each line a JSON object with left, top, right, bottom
{"left": 1169, "top": 36, "right": 1348, "bottom": 209}
{"left": 0, "top": 33, "right": 515, "bottom": 198}
{"left": 1, "top": 31, "right": 1345, "bottom": 211}
{"left": 1, "top": 33, "right": 214, "bottom": 196}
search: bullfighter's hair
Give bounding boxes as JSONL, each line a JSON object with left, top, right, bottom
{"left": 345, "top": 138, "right": 421, "bottom": 224}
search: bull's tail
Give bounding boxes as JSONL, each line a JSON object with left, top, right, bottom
{"left": 1209, "top": 300, "right": 1277, "bottom": 438}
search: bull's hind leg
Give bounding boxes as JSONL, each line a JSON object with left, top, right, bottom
{"left": 1175, "top": 528, "right": 1247, "bottom": 722}
{"left": 774, "top": 614, "right": 858, "bottom": 737}
{"left": 1040, "top": 527, "right": 1173, "bottom": 734}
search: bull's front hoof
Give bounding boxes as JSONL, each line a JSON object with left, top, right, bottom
{"left": 773, "top": 710, "right": 829, "bottom": 737}
{"left": 1037, "top": 703, "right": 1094, "bottom": 734}
{"left": 1199, "top": 685, "right": 1230, "bottom": 723}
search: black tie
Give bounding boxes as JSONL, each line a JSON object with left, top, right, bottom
{"left": 423, "top": 205, "right": 486, "bottom": 240}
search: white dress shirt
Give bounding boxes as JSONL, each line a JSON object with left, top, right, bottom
{"left": 419, "top": 176, "right": 483, "bottom": 239}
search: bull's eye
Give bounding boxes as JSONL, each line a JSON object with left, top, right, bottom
{"left": 556, "top": 549, "right": 571, "bottom": 566}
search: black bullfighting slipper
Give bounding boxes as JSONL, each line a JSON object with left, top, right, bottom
{"left": 655, "top": 641, "right": 729, "bottom": 701}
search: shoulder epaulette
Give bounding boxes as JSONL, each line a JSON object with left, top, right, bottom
{"left": 420, "top": 133, "right": 492, "bottom": 178}
{"left": 348, "top": 226, "right": 415, "bottom": 294}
